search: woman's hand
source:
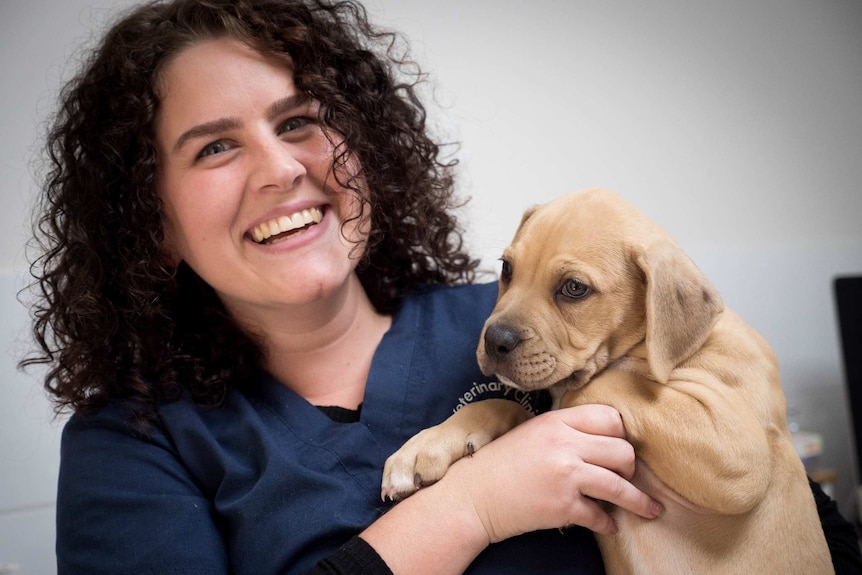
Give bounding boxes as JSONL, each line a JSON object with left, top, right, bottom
{"left": 447, "top": 403, "right": 662, "bottom": 543}
{"left": 361, "top": 404, "right": 661, "bottom": 575}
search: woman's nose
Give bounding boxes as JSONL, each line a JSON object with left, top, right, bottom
{"left": 247, "top": 138, "right": 306, "bottom": 194}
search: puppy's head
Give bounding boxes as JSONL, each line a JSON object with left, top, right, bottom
{"left": 477, "top": 188, "right": 723, "bottom": 391}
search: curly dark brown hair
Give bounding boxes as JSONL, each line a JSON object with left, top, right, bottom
{"left": 21, "top": 0, "right": 479, "bottom": 423}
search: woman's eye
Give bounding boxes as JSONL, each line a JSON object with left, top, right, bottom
{"left": 197, "top": 141, "right": 230, "bottom": 159}
{"left": 279, "top": 117, "right": 312, "bottom": 134}
{"left": 560, "top": 279, "right": 591, "bottom": 299}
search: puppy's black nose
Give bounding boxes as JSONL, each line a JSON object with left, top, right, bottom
{"left": 484, "top": 323, "right": 522, "bottom": 360}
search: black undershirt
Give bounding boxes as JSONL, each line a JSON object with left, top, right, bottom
{"left": 316, "top": 404, "right": 361, "bottom": 424}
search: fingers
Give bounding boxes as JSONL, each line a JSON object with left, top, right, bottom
{"left": 541, "top": 405, "right": 636, "bottom": 478}
{"left": 566, "top": 496, "right": 618, "bottom": 536}
{"left": 570, "top": 430, "right": 637, "bottom": 480}
{"left": 554, "top": 404, "right": 626, "bottom": 438}
{"left": 576, "top": 464, "right": 663, "bottom": 522}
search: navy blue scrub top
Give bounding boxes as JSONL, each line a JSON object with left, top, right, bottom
{"left": 56, "top": 282, "right": 605, "bottom": 575}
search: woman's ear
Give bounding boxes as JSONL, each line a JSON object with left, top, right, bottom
{"left": 635, "top": 240, "right": 723, "bottom": 383}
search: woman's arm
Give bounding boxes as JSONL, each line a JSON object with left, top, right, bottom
{"left": 360, "top": 404, "right": 662, "bottom": 575}
{"left": 311, "top": 473, "right": 862, "bottom": 575}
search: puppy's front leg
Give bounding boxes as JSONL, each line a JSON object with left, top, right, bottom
{"left": 564, "top": 368, "right": 772, "bottom": 515}
{"left": 381, "top": 399, "right": 530, "bottom": 501}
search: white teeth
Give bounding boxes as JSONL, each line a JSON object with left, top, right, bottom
{"left": 251, "top": 207, "right": 323, "bottom": 244}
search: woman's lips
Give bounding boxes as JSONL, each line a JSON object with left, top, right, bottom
{"left": 249, "top": 206, "right": 324, "bottom": 244}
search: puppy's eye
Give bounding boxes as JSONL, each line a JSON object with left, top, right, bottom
{"left": 499, "top": 259, "right": 513, "bottom": 282}
{"left": 560, "top": 279, "right": 591, "bottom": 299}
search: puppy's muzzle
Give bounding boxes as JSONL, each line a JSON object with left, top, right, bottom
{"left": 483, "top": 323, "right": 523, "bottom": 361}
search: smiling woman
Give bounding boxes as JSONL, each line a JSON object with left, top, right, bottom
{"left": 20, "top": 0, "right": 860, "bottom": 574}
{"left": 155, "top": 38, "right": 372, "bottom": 342}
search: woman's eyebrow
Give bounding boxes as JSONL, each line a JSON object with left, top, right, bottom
{"left": 173, "top": 117, "right": 241, "bottom": 153}
{"left": 266, "top": 93, "right": 312, "bottom": 121}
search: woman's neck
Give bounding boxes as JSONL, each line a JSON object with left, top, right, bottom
{"left": 233, "top": 274, "right": 391, "bottom": 409}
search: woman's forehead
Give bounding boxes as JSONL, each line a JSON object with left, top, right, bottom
{"left": 154, "top": 38, "right": 299, "bottom": 141}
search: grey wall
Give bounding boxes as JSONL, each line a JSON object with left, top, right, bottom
{"left": 2, "top": 0, "right": 860, "bottom": 572}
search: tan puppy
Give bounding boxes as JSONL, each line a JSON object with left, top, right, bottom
{"left": 382, "top": 189, "right": 833, "bottom": 574}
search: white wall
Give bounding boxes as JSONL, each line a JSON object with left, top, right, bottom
{"left": 1, "top": 0, "right": 860, "bottom": 572}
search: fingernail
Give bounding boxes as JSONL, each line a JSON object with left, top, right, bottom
{"left": 649, "top": 500, "right": 664, "bottom": 518}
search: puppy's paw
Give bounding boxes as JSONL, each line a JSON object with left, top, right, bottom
{"left": 381, "top": 425, "right": 484, "bottom": 502}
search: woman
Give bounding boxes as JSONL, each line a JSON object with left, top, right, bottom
{"left": 23, "top": 0, "right": 858, "bottom": 574}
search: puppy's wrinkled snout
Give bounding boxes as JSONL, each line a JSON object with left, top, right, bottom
{"left": 484, "top": 323, "right": 522, "bottom": 361}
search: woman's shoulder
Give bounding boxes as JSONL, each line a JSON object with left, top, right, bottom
{"left": 57, "top": 402, "right": 231, "bottom": 573}
{"left": 396, "top": 281, "right": 498, "bottom": 341}
{"left": 412, "top": 280, "right": 498, "bottom": 298}
{"left": 59, "top": 401, "right": 180, "bottom": 476}
{"left": 406, "top": 281, "right": 499, "bottom": 315}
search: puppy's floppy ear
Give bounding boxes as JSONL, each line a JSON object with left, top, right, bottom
{"left": 635, "top": 241, "right": 723, "bottom": 383}
{"left": 514, "top": 205, "right": 540, "bottom": 235}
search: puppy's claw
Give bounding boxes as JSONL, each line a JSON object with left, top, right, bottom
{"left": 381, "top": 467, "right": 420, "bottom": 502}
{"left": 380, "top": 490, "right": 402, "bottom": 503}
{"left": 380, "top": 485, "right": 412, "bottom": 503}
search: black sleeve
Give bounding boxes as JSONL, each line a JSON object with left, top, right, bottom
{"left": 811, "top": 478, "right": 862, "bottom": 574}
{"left": 301, "top": 536, "right": 394, "bottom": 575}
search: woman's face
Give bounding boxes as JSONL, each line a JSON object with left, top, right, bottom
{"left": 154, "top": 38, "right": 367, "bottom": 322}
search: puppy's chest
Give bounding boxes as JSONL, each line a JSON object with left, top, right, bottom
{"left": 601, "top": 461, "right": 732, "bottom": 575}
